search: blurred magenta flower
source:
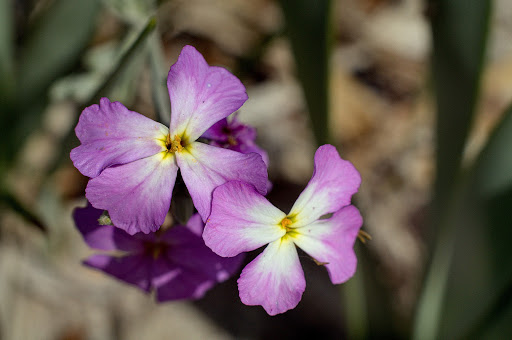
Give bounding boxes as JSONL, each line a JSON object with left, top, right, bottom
{"left": 201, "top": 114, "right": 269, "bottom": 166}
{"left": 74, "top": 204, "right": 243, "bottom": 301}
{"left": 203, "top": 145, "right": 362, "bottom": 315}
{"left": 71, "top": 45, "right": 268, "bottom": 234}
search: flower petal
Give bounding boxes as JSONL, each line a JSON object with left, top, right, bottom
{"left": 236, "top": 142, "right": 270, "bottom": 167}
{"left": 238, "top": 238, "right": 306, "bottom": 315}
{"left": 203, "top": 181, "right": 285, "bottom": 257}
{"left": 162, "top": 224, "right": 244, "bottom": 281}
{"left": 201, "top": 116, "right": 257, "bottom": 144}
{"left": 86, "top": 153, "right": 178, "bottom": 235}
{"left": 292, "top": 205, "right": 362, "bottom": 284}
{"left": 177, "top": 142, "right": 268, "bottom": 220}
{"left": 289, "top": 145, "right": 361, "bottom": 227}
{"left": 155, "top": 268, "right": 215, "bottom": 301}
{"left": 184, "top": 213, "right": 204, "bottom": 237}
{"left": 84, "top": 254, "right": 155, "bottom": 292}
{"left": 156, "top": 224, "right": 244, "bottom": 301}
{"left": 167, "top": 45, "right": 248, "bottom": 141}
{"left": 201, "top": 118, "right": 231, "bottom": 142}
{"left": 73, "top": 204, "right": 145, "bottom": 252}
{"left": 71, "top": 97, "right": 168, "bottom": 178}
{"left": 201, "top": 115, "right": 268, "bottom": 165}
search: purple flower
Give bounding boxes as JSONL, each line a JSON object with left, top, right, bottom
{"left": 74, "top": 204, "right": 243, "bottom": 301}
{"left": 70, "top": 45, "right": 268, "bottom": 234}
{"left": 203, "top": 145, "right": 362, "bottom": 315}
{"left": 201, "top": 114, "right": 269, "bottom": 166}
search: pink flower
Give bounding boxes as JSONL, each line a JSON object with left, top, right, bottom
{"left": 201, "top": 114, "right": 269, "bottom": 165}
{"left": 70, "top": 46, "right": 268, "bottom": 234}
{"left": 203, "top": 145, "right": 362, "bottom": 315}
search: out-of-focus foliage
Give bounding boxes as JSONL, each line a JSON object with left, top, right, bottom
{"left": 0, "top": 0, "right": 100, "bottom": 173}
{"left": 279, "top": 0, "right": 332, "bottom": 146}
{"left": 429, "top": 0, "right": 491, "bottom": 232}
{"left": 436, "top": 105, "right": 512, "bottom": 339}
{"left": 413, "top": 1, "right": 512, "bottom": 339}
{"left": 474, "top": 106, "right": 512, "bottom": 197}
{"left": 0, "top": 0, "right": 14, "bottom": 103}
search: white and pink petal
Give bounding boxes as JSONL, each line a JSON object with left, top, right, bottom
{"left": 86, "top": 152, "right": 178, "bottom": 235}
{"left": 238, "top": 237, "right": 306, "bottom": 316}
{"left": 292, "top": 205, "right": 362, "bottom": 284}
{"left": 203, "top": 181, "right": 285, "bottom": 257}
{"left": 176, "top": 142, "right": 267, "bottom": 221}
{"left": 71, "top": 97, "right": 168, "bottom": 178}
{"left": 289, "top": 145, "right": 361, "bottom": 227}
{"left": 167, "top": 45, "right": 248, "bottom": 141}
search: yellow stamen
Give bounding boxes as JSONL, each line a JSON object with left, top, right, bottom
{"left": 166, "top": 134, "right": 184, "bottom": 153}
{"left": 313, "top": 258, "right": 329, "bottom": 266}
{"left": 227, "top": 136, "right": 237, "bottom": 146}
{"left": 151, "top": 244, "right": 165, "bottom": 259}
{"left": 280, "top": 217, "right": 292, "bottom": 231}
{"left": 357, "top": 229, "right": 372, "bottom": 244}
{"left": 98, "top": 211, "right": 112, "bottom": 225}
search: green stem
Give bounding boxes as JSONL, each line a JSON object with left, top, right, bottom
{"left": 458, "top": 278, "right": 512, "bottom": 339}
{"left": 148, "top": 34, "right": 171, "bottom": 124}
{"left": 343, "top": 246, "right": 368, "bottom": 339}
{"left": 89, "top": 16, "right": 157, "bottom": 104}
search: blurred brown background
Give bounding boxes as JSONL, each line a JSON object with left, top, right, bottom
{"left": 1, "top": 0, "right": 512, "bottom": 339}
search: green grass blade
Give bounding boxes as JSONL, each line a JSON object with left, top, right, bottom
{"left": 48, "top": 17, "right": 157, "bottom": 175}
{"left": 279, "top": 0, "right": 333, "bottom": 146}
{"left": 0, "top": 0, "right": 101, "bottom": 174}
{"left": 473, "top": 104, "right": 512, "bottom": 197}
{"left": 430, "top": 0, "right": 492, "bottom": 222}
{"left": 88, "top": 17, "right": 156, "bottom": 104}
{"left": 17, "top": 0, "right": 101, "bottom": 101}
{"left": 414, "top": 1, "right": 492, "bottom": 339}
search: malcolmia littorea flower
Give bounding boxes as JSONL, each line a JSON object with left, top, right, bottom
{"left": 74, "top": 204, "right": 243, "bottom": 301}
{"left": 203, "top": 145, "right": 362, "bottom": 315}
{"left": 201, "top": 114, "right": 269, "bottom": 166}
{"left": 71, "top": 45, "right": 268, "bottom": 234}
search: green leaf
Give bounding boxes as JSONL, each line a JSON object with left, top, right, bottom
{"left": 149, "top": 34, "right": 171, "bottom": 124}
{"left": 88, "top": 16, "right": 156, "bottom": 104}
{"left": 436, "top": 186, "right": 512, "bottom": 339}
{"left": 47, "top": 17, "right": 157, "bottom": 175}
{"left": 473, "top": 105, "right": 512, "bottom": 197}
{"left": 430, "top": 0, "right": 492, "bottom": 220}
{"left": 0, "top": 0, "right": 15, "bottom": 103}
{"left": 414, "top": 1, "right": 492, "bottom": 339}
{"left": 278, "top": 0, "right": 333, "bottom": 146}
{"left": 17, "top": 0, "right": 101, "bottom": 101}
{"left": 0, "top": 0, "right": 101, "bottom": 174}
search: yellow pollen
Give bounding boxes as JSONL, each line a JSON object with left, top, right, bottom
{"left": 280, "top": 217, "right": 293, "bottom": 232}
{"left": 167, "top": 134, "right": 184, "bottom": 153}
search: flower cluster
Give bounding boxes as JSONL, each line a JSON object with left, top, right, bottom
{"left": 72, "top": 45, "right": 362, "bottom": 314}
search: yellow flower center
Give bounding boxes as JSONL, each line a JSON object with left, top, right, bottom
{"left": 165, "top": 134, "right": 186, "bottom": 153}
{"left": 279, "top": 216, "right": 301, "bottom": 240}
{"left": 280, "top": 217, "right": 293, "bottom": 232}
